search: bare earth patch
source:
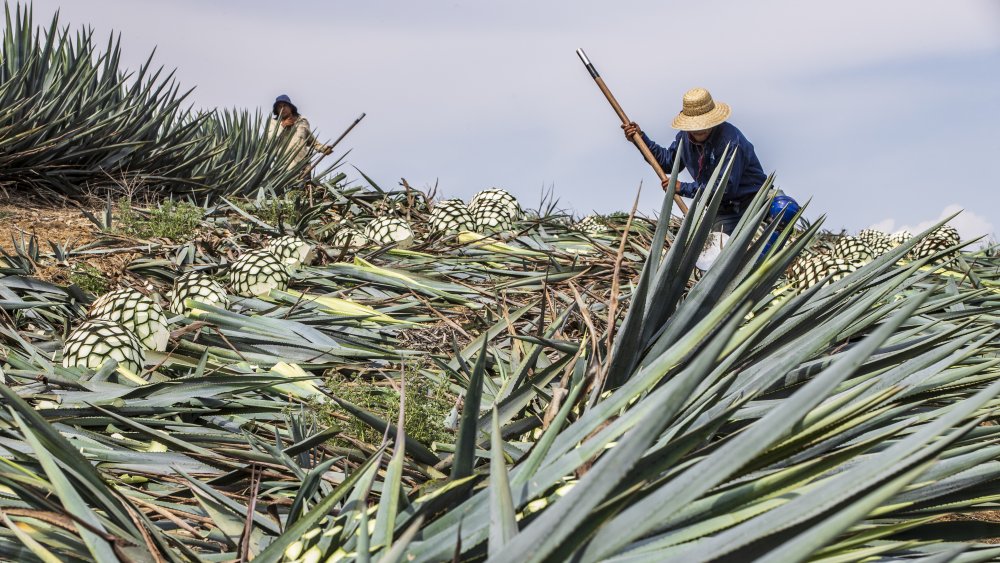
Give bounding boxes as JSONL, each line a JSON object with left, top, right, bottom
{"left": 0, "top": 195, "right": 135, "bottom": 288}
{"left": 0, "top": 196, "right": 100, "bottom": 253}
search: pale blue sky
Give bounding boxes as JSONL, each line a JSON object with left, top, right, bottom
{"left": 28, "top": 0, "right": 1000, "bottom": 239}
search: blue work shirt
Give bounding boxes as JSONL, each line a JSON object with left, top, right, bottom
{"left": 642, "top": 121, "right": 767, "bottom": 203}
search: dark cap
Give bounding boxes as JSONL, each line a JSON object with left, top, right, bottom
{"left": 272, "top": 94, "right": 298, "bottom": 117}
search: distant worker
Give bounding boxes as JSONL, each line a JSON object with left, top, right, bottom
{"left": 267, "top": 94, "right": 332, "bottom": 179}
{"left": 623, "top": 88, "right": 797, "bottom": 234}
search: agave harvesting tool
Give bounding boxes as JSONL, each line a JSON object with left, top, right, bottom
{"left": 305, "top": 111, "right": 366, "bottom": 201}
{"left": 576, "top": 49, "right": 688, "bottom": 214}
{"left": 306, "top": 112, "right": 366, "bottom": 176}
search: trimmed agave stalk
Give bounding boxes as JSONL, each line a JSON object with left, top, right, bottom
{"left": 574, "top": 215, "right": 609, "bottom": 234}
{"left": 62, "top": 319, "right": 145, "bottom": 375}
{"left": 331, "top": 227, "right": 369, "bottom": 250}
{"left": 909, "top": 236, "right": 956, "bottom": 261}
{"left": 228, "top": 249, "right": 290, "bottom": 297}
{"left": 867, "top": 236, "right": 894, "bottom": 258}
{"left": 469, "top": 188, "right": 521, "bottom": 234}
{"left": 831, "top": 235, "right": 874, "bottom": 265}
{"left": 265, "top": 235, "right": 314, "bottom": 269}
{"left": 170, "top": 272, "right": 228, "bottom": 315}
{"left": 889, "top": 230, "right": 912, "bottom": 247}
{"left": 471, "top": 199, "right": 519, "bottom": 233}
{"left": 931, "top": 224, "right": 960, "bottom": 245}
{"left": 429, "top": 199, "right": 476, "bottom": 235}
{"left": 857, "top": 227, "right": 889, "bottom": 246}
{"left": 364, "top": 216, "right": 415, "bottom": 248}
{"left": 88, "top": 288, "right": 170, "bottom": 351}
{"left": 470, "top": 187, "right": 519, "bottom": 211}
{"left": 788, "top": 255, "right": 857, "bottom": 289}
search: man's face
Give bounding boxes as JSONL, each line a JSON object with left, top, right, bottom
{"left": 689, "top": 127, "right": 713, "bottom": 143}
{"left": 276, "top": 102, "right": 292, "bottom": 120}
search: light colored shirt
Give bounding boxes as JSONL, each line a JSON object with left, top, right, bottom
{"left": 266, "top": 115, "right": 329, "bottom": 172}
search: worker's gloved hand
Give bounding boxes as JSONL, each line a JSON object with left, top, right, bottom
{"left": 622, "top": 122, "right": 641, "bottom": 140}
{"left": 321, "top": 145, "right": 333, "bottom": 156}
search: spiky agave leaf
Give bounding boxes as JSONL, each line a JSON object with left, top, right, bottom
{"left": 364, "top": 217, "right": 415, "bottom": 248}
{"left": 61, "top": 319, "right": 145, "bottom": 375}
{"left": 88, "top": 289, "right": 170, "bottom": 352}
{"left": 265, "top": 235, "right": 313, "bottom": 269}
{"left": 228, "top": 249, "right": 290, "bottom": 297}
{"left": 170, "top": 272, "right": 227, "bottom": 315}
{"left": 429, "top": 199, "right": 475, "bottom": 235}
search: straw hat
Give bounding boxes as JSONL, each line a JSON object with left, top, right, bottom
{"left": 671, "top": 88, "right": 731, "bottom": 131}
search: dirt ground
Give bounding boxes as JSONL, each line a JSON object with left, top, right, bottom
{"left": 0, "top": 195, "right": 100, "bottom": 253}
{"left": 0, "top": 195, "right": 136, "bottom": 286}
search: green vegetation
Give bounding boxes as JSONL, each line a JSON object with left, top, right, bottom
{"left": 1, "top": 3, "right": 999, "bottom": 562}
{"left": 323, "top": 371, "right": 454, "bottom": 447}
{"left": 0, "top": 7, "right": 328, "bottom": 202}
{"left": 68, "top": 262, "right": 108, "bottom": 294}
{"left": 233, "top": 191, "right": 302, "bottom": 226}
{"left": 115, "top": 199, "right": 204, "bottom": 241}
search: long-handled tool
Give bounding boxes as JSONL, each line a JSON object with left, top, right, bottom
{"left": 306, "top": 112, "right": 366, "bottom": 176}
{"left": 304, "top": 112, "right": 366, "bottom": 203}
{"left": 576, "top": 49, "right": 688, "bottom": 215}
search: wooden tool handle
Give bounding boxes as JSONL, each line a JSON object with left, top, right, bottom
{"left": 577, "top": 49, "right": 688, "bottom": 214}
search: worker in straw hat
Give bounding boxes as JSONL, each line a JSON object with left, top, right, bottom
{"left": 267, "top": 94, "right": 333, "bottom": 179}
{"left": 623, "top": 87, "right": 796, "bottom": 235}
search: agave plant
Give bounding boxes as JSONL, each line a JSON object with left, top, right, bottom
{"left": 1, "top": 139, "right": 998, "bottom": 563}
{"left": 3, "top": 10, "right": 1000, "bottom": 562}
{"left": 169, "top": 271, "right": 227, "bottom": 314}
{"left": 228, "top": 249, "right": 291, "bottom": 297}
{"left": 87, "top": 288, "right": 170, "bottom": 351}
{"left": 61, "top": 318, "right": 145, "bottom": 375}
{"left": 0, "top": 7, "right": 337, "bottom": 202}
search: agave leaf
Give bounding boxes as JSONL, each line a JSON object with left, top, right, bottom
{"left": 451, "top": 340, "right": 488, "bottom": 481}
{"left": 373, "top": 375, "right": 409, "bottom": 551}
{"left": 253, "top": 448, "right": 385, "bottom": 563}
{"left": 488, "top": 407, "right": 518, "bottom": 556}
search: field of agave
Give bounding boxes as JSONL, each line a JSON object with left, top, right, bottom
{"left": 2, "top": 4, "right": 1000, "bottom": 563}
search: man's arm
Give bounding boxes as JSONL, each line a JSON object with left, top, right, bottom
{"left": 639, "top": 131, "right": 681, "bottom": 174}
{"left": 297, "top": 119, "right": 333, "bottom": 155}
{"left": 675, "top": 180, "right": 698, "bottom": 199}
{"left": 641, "top": 132, "right": 700, "bottom": 197}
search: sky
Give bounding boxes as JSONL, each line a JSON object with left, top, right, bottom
{"left": 26, "top": 0, "right": 1000, "bottom": 241}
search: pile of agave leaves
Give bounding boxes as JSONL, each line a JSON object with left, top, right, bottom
{"left": 4, "top": 5, "right": 1000, "bottom": 563}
